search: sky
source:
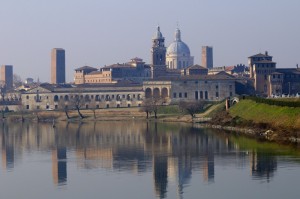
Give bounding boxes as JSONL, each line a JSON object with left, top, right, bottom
{"left": 0, "top": 0, "right": 299, "bottom": 83}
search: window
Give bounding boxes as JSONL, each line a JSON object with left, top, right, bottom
{"left": 216, "top": 85, "right": 219, "bottom": 89}
{"left": 216, "top": 92, "right": 219, "bottom": 98}
{"left": 179, "top": 93, "right": 182, "bottom": 98}
{"left": 26, "top": 105, "right": 29, "bottom": 109}
{"left": 200, "top": 91, "right": 203, "bottom": 99}
{"left": 46, "top": 105, "right": 49, "bottom": 109}
{"left": 195, "top": 91, "right": 199, "bottom": 100}
{"left": 106, "top": 104, "right": 109, "bottom": 108}
{"left": 117, "top": 104, "right": 120, "bottom": 108}
{"left": 184, "top": 92, "right": 187, "bottom": 98}
{"left": 36, "top": 106, "right": 40, "bottom": 110}
{"left": 128, "top": 104, "right": 131, "bottom": 108}
{"left": 205, "top": 91, "right": 208, "bottom": 99}
{"left": 173, "top": 93, "right": 177, "bottom": 98}
{"left": 96, "top": 105, "right": 99, "bottom": 109}
{"left": 230, "top": 92, "right": 233, "bottom": 97}
{"left": 86, "top": 105, "right": 88, "bottom": 109}
{"left": 55, "top": 105, "right": 58, "bottom": 109}
{"left": 26, "top": 95, "right": 29, "bottom": 99}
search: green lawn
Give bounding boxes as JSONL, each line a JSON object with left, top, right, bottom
{"left": 229, "top": 100, "right": 300, "bottom": 129}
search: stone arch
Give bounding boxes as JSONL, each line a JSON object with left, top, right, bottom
{"left": 54, "top": 95, "right": 59, "bottom": 102}
{"left": 116, "top": 94, "right": 121, "bottom": 101}
{"left": 145, "top": 88, "right": 152, "bottom": 98}
{"left": 153, "top": 88, "right": 160, "bottom": 98}
{"left": 64, "top": 95, "right": 69, "bottom": 101}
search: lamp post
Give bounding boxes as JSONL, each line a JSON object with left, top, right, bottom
{"left": 288, "top": 82, "right": 291, "bottom": 96}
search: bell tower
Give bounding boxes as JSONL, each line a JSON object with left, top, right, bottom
{"left": 151, "top": 26, "right": 166, "bottom": 79}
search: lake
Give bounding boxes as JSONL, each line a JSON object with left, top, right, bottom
{"left": 0, "top": 121, "right": 299, "bottom": 199}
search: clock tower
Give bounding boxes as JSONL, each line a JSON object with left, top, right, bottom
{"left": 151, "top": 26, "right": 167, "bottom": 79}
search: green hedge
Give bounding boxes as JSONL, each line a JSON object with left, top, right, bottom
{"left": 241, "top": 96, "right": 300, "bottom": 107}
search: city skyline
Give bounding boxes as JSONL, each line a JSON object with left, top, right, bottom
{"left": 0, "top": 0, "right": 299, "bottom": 82}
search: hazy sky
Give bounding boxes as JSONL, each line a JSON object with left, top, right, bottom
{"left": 0, "top": 0, "right": 299, "bottom": 82}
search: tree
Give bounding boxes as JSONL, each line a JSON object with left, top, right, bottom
{"left": 89, "top": 100, "right": 99, "bottom": 119}
{"left": 13, "top": 74, "right": 23, "bottom": 88}
{"left": 69, "top": 92, "right": 86, "bottom": 119}
{"left": 17, "top": 104, "right": 27, "bottom": 122}
{"left": 140, "top": 97, "right": 163, "bottom": 119}
{"left": 58, "top": 99, "right": 70, "bottom": 120}
{"left": 140, "top": 98, "right": 153, "bottom": 119}
{"left": 0, "top": 85, "right": 6, "bottom": 119}
{"left": 178, "top": 100, "right": 206, "bottom": 119}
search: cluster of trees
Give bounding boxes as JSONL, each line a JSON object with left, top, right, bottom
{"left": 140, "top": 97, "right": 206, "bottom": 119}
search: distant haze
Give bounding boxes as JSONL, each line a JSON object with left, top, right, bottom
{"left": 0, "top": 0, "right": 299, "bottom": 82}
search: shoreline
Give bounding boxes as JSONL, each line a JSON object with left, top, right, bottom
{"left": 2, "top": 107, "right": 300, "bottom": 144}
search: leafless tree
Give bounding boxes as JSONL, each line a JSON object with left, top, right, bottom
{"left": 13, "top": 74, "right": 23, "bottom": 88}
{"left": 17, "top": 104, "right": 27, "bottom": 122}
{"left": 32, "top": 105, "right": 41, "bottom": 122}
{"left": 69, "top": 90, "right": 86, "bottom": 119}
{"left": 178, "top": 100, "right": 206, "bottom": 119}
{"left": 89, "top": 100, "right": 99, "bottom": 119}
{"left": 140, "top": 97, "right": 163, "bottom": 119}
{"left": 140, "top": 98, "right": 153, "bottom": 119}
{"left": 58, "top": 99, "right": 70, "bottom": 120}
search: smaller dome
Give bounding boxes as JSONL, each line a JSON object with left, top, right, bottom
{"left": 153, "top": 26, "right": 163, "bottom": 39}
{"left": 167, "top": 42, "right": 190, "bottom": 56}
{"left": 167, "top": 28, "right": 190, "bottom": 56}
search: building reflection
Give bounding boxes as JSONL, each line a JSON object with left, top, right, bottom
{"left": 250, "top": 151, "right": 277, "bottom": 182}
{"left": 0, "top": 120, "right": 280, "bottom": 195}
{"left": 52, "top": 147, "right": 67, "bottom": 186}
{"left": 1, "top": 124, "right": 14, "bottom": 170}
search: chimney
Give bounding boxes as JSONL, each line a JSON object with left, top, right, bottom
{"left": 297, "top": 64, "right": 299, "bottom": 69}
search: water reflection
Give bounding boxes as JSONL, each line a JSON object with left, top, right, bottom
{"left": 0, "top": 121, "right": 299, "bottom": 198}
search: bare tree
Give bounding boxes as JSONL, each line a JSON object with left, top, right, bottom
{"left": 140, "top": 98, "right": 153, "bottom": 119}
{"left": 140, "top": 97, "right": 163, "bottom": 119}
{"left": 0, "top": 85, "right": 6, "bottom": 119}
{"left": 58, "top": 99, "right": 70, "bottom": 120}
{"left": 32, "top": 105, "right": 41, "bottom": 122}
{"left": 13, "top": 74, "right": 23, "bottom": 88}
{"left": 69, "top": 92, "right": 86, "bottom": 119}
{"left": 17, "top": 104, "right": 27, "bottom": 122}
{"left": 89, "top": 99, "right": 99, "bottom": 119}
{"left": 178, "top": 100, "right": 206, "bottom": 119}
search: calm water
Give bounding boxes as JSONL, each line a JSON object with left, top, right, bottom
{"left": 0, "top": 121, "right": 300, "bottom": 199}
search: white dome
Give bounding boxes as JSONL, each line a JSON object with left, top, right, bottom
{"left": 167, "top": 28, "right": 190, "bottom": 56}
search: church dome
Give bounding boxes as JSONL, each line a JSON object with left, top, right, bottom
{"left": 167, "top": 28, "right": 190, "bottom": 56}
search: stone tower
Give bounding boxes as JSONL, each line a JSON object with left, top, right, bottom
{"left": 151, "top": 26, "right": 166, "bottom": 79}
{"left": 51, "top": 48, "right": 65, "bottom": 84}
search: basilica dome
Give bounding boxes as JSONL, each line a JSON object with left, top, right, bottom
{"left": 167, "top": 28, "right": 190, "bottom": 56}
{"left": 166, "top": 28, "right": 194, "bottom": 69}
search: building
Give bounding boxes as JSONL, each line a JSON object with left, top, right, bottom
{"left": 166, "top": 28, "right": 194, "bottom": 70}
{"left": 0, "top": 65, "right": 13, "bottom": 90}
{"left": 73, "top": 58, "right": 151, "bottom": 85}
{"left": 143, "top": 72, "right": 236, "bottom": 103}
{"left": 151, "top": 26, "right": 167, "bottom": 79}
{"left": 22, "top": 82, "right": 144, "bottom": 111}
{"left": 181, "top": 65, "right": 208, "bottom": 76}
{"left": 249, "top": 51, "right": 300, "bottom": 96}
{"left": 51, "top": 48, "right": 65, "bottom": 84}
{"left": 202, "top": 46, "right": 213, "bottom": 69}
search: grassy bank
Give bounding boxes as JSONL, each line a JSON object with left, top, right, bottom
{"left": 229, "top": 99, "right": 300, "bottom": 130}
